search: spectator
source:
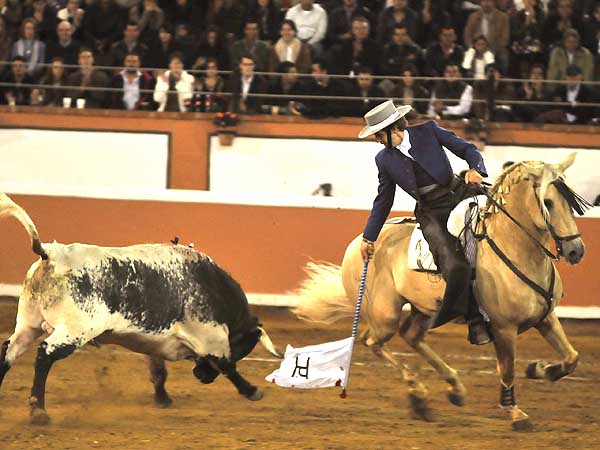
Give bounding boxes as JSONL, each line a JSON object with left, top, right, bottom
{"left": 248, "top": 0, "right": 282, "bottom": 43}
{"left": 153, "top": 54, "right": 194, "bottom": 112}
{"left": 205, "top": 0, "right": 246, "bottom": 40}
{"left": 38, "top": 56, "right": 68, "bottom": 106}
{"left": 190, "top": 58, "right": 226, "bottom": 113}
{"left": 65, "top": 48, "right": 110, "bottom": 109}
{"left": 303, "top": 59, "right": 347, "bottom": 117}
{"left": 82, "top": 0, "right": 127, "bottom": 53}
{"left": 514, "top": 63, "right": 551, "bottom": 122}
{"left": 377, "top": 0, "right": 419, "bottom": 44}
{"left": 510, "top": 0, "right": 545, "bottom": 78}
{"left": 161, "top": 0, "right": 203, "bottom": 33}
{"left": 583, "top": 3, "right": 600, "bottom": 52}
{"left": 26, "top": 0, "right": 58, "bottom": 42}
{"left": 462, "top": 34, "right": 495, "bottom": 80}
{"left": 57, "top": 0, "right": 85, "bottom": 40}
{"left": 193, "top": 27, "right": 230, "bottom": 72}
{"left": 45, "top": 20, "right": 81, "bottom": 67}
{"left": 348, "top": 65, "right": 385, "bottom": 116}
{"left": 1, "top": 0, "right": 24, "bottom": 41}
{"left": 227, "top": 54, "right": 268, "bottom": 114}
{"left": 0, "top": 56, "right": 33, "bottom": 105}
{"left": 11, "top": 18, "right": 46, "bottom": 78}
{"left": 423, "top": 26, "right": 464, "bottom": 78}
{"left": 331, "top": 16, "right": 378, "bottom": 75}
{"left": 417, "top": 0, "right": 453, "bottom": 47}
{"left": 380, "top": 24, "right": 423, "bottom": 77}
{"left": 269, "top": 19, "right": 312, "bottom": 73}
{"left": 267, "top": 61, "right": 307, "bottom": 114}
{"left": 327, "top": 0, "right": 375, "bottom": 45}
{"left": 537, "top": 64, "right": 597, "bottom": 124}
{"left": 137, "top": 0, "right": 164, "bottom": 41}
{"left": 464, "top": 0, "right": 510, "bottom": 71}
{"left": 0, "top": 16, "right": 13, "bottom": 66}
{"left": 172, "top": 23, "right": 197, "bottom": 68}
{"left": 547, "top": 28, "right": 594, "bottom": 82}
{"left": 230, "top": 19, "right": 271, "bottom": 72}
{"left": 392, "top": 63, "right": 430, "bottom": 115}
{"left": 472, "top": 64, "right": 515, "bottom": 121}
{"left": 285, "top": 0, "right": 328, "bottom": 56}
{"left": 149, "top": 25, "right": 181, "bottom": 69}
{"left": 110, "top": 21, "right": 149, "bottom": 67}
{"left": 111, "top": 52, "right": 154, "bottom": 110}
{"left": 428, "top": 63, "right": 473, "bottom": 119}
{"left": 542, "top": 0, "right": 584, "bottom": 49}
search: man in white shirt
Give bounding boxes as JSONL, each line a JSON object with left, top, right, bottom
{"left": 428, "top": 64, "right": 473, "bottom": 119}
{"left": 285, "top": 0, "right": 328, "bottom": 56}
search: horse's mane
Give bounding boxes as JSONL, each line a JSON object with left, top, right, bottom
{"left": 484, "top": 161, "right": 540, "bottom": 214}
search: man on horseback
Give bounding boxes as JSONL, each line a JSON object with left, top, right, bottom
{"left": 358, "top": 100, "right": 491, "bottom": 345}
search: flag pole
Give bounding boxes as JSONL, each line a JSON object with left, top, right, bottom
{"left": 340, "top": 260, "right": 369, "bottom": 398}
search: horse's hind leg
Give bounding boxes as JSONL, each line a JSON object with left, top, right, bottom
{"left": 399, "top": 308, "right": 467, "bottom": 407}
{"left": 526, "top": 311, "right": 579, "bottom": 381}
{"left": 148, "top": 356, "right": 172, "bottom": 408}
{"left": 493, "top": 326, "right": 533, "bottom": 431}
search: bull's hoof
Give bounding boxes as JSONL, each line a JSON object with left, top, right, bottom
{"left": 525, "top": 361, "right": 547, "bottom": 379}
{"left": 408, "top": 392, "right": 434, "bottom": 422}
{"left": 512, "top": 418, "right": 535, "bottom": 432}
{"left": 30, "top": 408, "right": 50, "bottom": 426}
{"left": 246, "top": 388, "right": 263, "bottom": 401}
{"left": 447, "top": 391, "right": 466, "bottom": 407}
{"left": 545, "top": 363, "right": 566, "bottom": 382}
{"left": 154, "top": 394, "right": 173, "bottom": 408}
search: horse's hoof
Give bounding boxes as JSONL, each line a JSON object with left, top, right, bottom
{"left": 30, "top": 408, "right": 50, "bottom": 426}
{"left": 545, "top": 363, "right": 566, "bottom": 382}
{"left": 447, "top": 391, "right": 466, "bottom": 407}
{"left": 408, "top": 393, "right": 434, "bottom": 422}
{"left": 525, "top": 361, "right": 547, "bottom": 379}
{"left": 154, "top": 395, "right": 173, "bottom": 408}
{"left": 512, "top": 418, "right": 535, "bottom": 432}
{"left": 246, "top": 388, "right": 263, "bottom": 401}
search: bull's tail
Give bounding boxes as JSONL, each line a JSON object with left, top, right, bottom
{"left": 291, "top": 261, "right": 353, "bottom": 324}
{"left": 258, "top": 327, "right": 283, "bottom": 359}
{"left": 0, "top": 193, "right": 48, "bottom": 260}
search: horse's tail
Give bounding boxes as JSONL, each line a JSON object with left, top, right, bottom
{"left": 0, "top": 193, "right": 48, "bottom": 260}
{"left": 291, "top": 261, "right": 353, "bottom": 324}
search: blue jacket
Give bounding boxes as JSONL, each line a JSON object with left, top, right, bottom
{"left": 363, "top": 120, "right": 487, "bottom": 241}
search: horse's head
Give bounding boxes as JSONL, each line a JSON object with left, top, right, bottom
{"left": 520, "top": 153, "right": 590, "bottom": 264}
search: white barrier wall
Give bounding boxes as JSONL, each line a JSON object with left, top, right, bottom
{"left": 0, "top": 128, "right": 169, "bottom": 190}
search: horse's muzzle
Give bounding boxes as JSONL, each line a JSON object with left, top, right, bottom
{"left": 563, "top": 238, "right": 585, "bottom": 265}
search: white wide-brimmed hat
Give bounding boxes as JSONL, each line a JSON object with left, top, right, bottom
{"left": 358, "top": 100, "right": 412, "bottom": 139}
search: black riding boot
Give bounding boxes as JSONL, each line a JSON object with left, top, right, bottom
{"left": 466, "top": 293, "right": 492, "bottom": 345}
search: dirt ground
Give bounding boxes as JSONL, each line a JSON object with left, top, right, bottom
{"left": 0, "top": 299, "right": 599, "bottom": 450}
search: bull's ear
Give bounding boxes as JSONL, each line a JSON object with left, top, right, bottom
{"left": 559, "top": 152, "right": 577, "bottom": 173}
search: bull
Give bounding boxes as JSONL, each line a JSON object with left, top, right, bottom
{"left": 0, "top": 193, "right": 281, "bottom": 424}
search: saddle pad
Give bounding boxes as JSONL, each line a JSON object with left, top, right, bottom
{"left": 406, "top": 195, "right": 487, "bottom": 272}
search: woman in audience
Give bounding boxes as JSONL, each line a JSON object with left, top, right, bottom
{"left": 269, "top": 19, "right": 312, "bottom": 74}
{"left": 462, "top": 34, "right": 495, "bottom": 80}
{"left": 510, "top": 0, "right": 545, "bottom": 78}
{"left": 514, "top": 63, "right": 551, "bottom": 122}
{"left": 547, "top": 28, "right": 594, "bottom": 81}
{"left": 392, "top": 63, "right": 430, "bottom": 116}
{"left": 11, "top": 18, "right": 46, "bottom": 78}
{"left": 190, "top": 58, "right": 227, "bottom": 112}
{"left": 267, "top": 61, "right": 306, "bottom": 115}
{"left": 194, "top": 26, "right": 230, "bottom": 71}
{"left": 38, "top": 57, "right": 68, "bottom": 107}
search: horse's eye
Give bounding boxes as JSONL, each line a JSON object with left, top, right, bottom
{"left": 544, "top": 199, "right": 554, "bottom": 210}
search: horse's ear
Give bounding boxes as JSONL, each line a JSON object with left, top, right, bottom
{"left": 559, "top": 152, "right": 577, "bottom": 173}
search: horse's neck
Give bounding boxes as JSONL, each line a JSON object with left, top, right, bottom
{"left": 485, "top": 182, "right": 551, "bottom": 267}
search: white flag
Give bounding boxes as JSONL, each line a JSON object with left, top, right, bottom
{"left": 265, "top": 337, "right": 354, "bottom": 389}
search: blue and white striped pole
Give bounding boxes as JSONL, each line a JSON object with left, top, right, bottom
{"left": 340, "top": 260, "right": 369, "bottom": 398}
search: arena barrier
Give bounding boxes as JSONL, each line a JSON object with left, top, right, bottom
{"left": 0, "top": 189, "right": 598, "bottom": 318}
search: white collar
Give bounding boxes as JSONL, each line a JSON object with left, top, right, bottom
{"left": 395, "top": 129, "right": 412, "bottom": 159}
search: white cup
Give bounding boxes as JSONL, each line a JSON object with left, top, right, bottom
{"left": 76, "top": 98, "right": 86, "bottom": 109}
{"left": 63, "top": 97, "right": 72, "bottom": 108}
{"left": 7, "top": 97, "right": 16, "bottom": 107}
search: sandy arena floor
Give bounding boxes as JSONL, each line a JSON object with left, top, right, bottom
{"left": 0, "top": 299, "right": 599, "bottom": 450}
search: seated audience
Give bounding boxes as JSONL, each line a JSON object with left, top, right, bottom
{"left": 248, "top": 0, "right": 281, "bottom": 43}
{"left": 327, "top": 0, "right": 375, "bottom": 45}
{"left": 153, "top": 54, "right": 194, "bottom": 112}
{"left": 39, "top": 57, "right": 68, "bottom": 106}
{"left": 45, "top": 20, "right": 81, "bottom": 67}
{"left": 11, "top": 18, "right": 46, "bottom": 78}
{"left": 267, "top": 61, "right": 307, "bottom": 114}
{"left": 392, "top": 63, "right": 430, "bottom": 116}
{"left": 348, "top": 65, "right": 385, "bottom": 116}
{"left": 1, "top": 56, "right": 33, "bottom": 105}
{"left": 285, "top": 0, "right": 328, "bottom": 56}
{"left": 57, "top": 0, "right": 85, "bottom": 41}
{"left": 510, "top": 0, "right": 545, "bottom": 77}
{"left": 472, "top": 64, "right": 515, "bottom": 121}
{"left": 330, "top": 16, "right": 378, "bottom": 75}
{"left": 189, "top": 58, "right": 227, "bottom": 113}
{"left": 547, "top": 28, "right": 594, "bottom": 82}
{"left": 227, "top": 54, "right": 268, "bottom": 114}
{"left": 230, "top": 19, "right": 271, "bottom": 72}
{"left": 111, "top": 52, "right": 155, "bottom": 110}
{"left": 377, "top": 0, "right": 419, "bottom": 44}
{"left": 110, "top": 21, "right": 149, "bottom": 68}
{"left": 424, "top": 26, "right": 464, "bottom": 78}
{"left": 66, "top": 48, "right": 110, "bottom": 108}
{"left": 462, "top": 35, "right": 495, "bottom": 80}
{"left": 514, "top": 63, "right": 551, "bottom": 122}
{"left": 302, "top": 59, "right": 347, "bottom": 117}
{"left": 269, "top": 20, "right": 312, "bottom": 74}
{"left": 464, "top": 0, "right": 509, "bottom": 71}
{"left": 428, "top": 63, "right": 473, "bottom": 120}
{"left": 380, "top": 24, "right": 423, "bottom": 76}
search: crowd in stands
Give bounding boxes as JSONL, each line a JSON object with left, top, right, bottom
{"left": 0, "top": 0, "right": 599, "bottom": 123}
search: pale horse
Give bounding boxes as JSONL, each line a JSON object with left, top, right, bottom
{"left": 293, "top": 154, "right": 589, "bottom": 431}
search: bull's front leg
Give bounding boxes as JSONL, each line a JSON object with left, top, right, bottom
{"left": 214, "top": 358, "right": 263, "bottom": 401}
{"left": 148, "top": 356, "right": 172, "bottom": 408}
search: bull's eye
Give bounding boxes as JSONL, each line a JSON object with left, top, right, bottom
{"left": 544, "top": 199, "right": 554, "bottom": 210}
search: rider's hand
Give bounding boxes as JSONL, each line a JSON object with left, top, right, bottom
{"left": 464, "top": 169, "right": 483, "bottom": 184}
{"left": 360, "top": 238, "right": 375, "bottom": 262}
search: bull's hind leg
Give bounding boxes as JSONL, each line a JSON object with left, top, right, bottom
{"left": 29, "top": 326, "right": 94, "bottom": 425}
{"left": 0, "top": 325, "right": 43, "bottom": 388}
{"left": 399, "top": 308, "right": 467, "bottom": 407}
{"left": 525, "top": 311, "right": 579, "bottom": 382}
{"left": 148, "top": 356, "right": 172, "bottom": 408}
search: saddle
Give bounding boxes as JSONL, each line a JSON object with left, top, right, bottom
{"left": 386, "top": 195, "right": 487, "bottom": 272}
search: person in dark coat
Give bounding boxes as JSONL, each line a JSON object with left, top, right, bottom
{"left": 0, "top": 56, "right": 33, "bottom": 105}
{"left": 227, "top": 53, "right": 268, "bottom": 114}
{"left": 65, "top": 47, "right": 110, "bottom": 109}
{"left": 109, "top": 21, "right": 150, "bottom": 68}
{"left": 380, "top": 24, "right": 423, "bottom": 76}
{"left": 302, "top": 59, "right": 348, "bottom": 117}
{"left": 330, "top": 15, "right": 379, "bottom": 75}
{"left": 110, "top": 52, "right": 155, "bottom": 110}
{"left": 45, "top": 20, "right": 81, "bottom": 68}
{"left": 358, "top": 100, "right": 491, "bottom": 345}
{"left": 423, "top": 26, "right": 464, "bottom": 78}
{"left": 347, "top": 65, "right": 385, "bottom": 116}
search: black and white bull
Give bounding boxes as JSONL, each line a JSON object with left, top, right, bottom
{"left": 0, "top": 193, "right": 282, "bottom": 425}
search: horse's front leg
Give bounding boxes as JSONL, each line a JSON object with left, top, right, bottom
{"left": 493, "top": 326, "right": 534, "bottom": 431}
{"left": 525, "top": 311, "right": 579, "bottom": 381}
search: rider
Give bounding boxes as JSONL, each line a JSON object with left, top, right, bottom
{"left": 359, "top": 100, "right": 491, "bottom": 345}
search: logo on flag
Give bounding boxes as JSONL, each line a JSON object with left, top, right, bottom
{"left": 265, "top": 337, "right": 354, "bottom": 389}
